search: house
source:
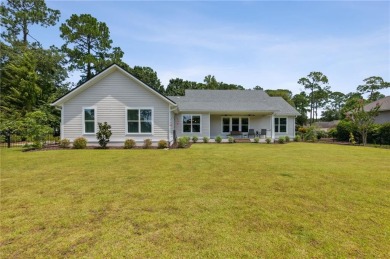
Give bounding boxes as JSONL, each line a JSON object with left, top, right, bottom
{"left": 313, "top": 120, "right": 340, "bottom": 132}
{"left": 52, "top": 64, "right": 300, "bottom": 145}
{"left": 363, "top": 96, "right": 390, "bottom": 124}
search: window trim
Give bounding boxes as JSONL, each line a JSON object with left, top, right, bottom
{"left": 221, "top": 116, "right": 250, "bottom": 133}
{"left": 82, "top": 106, "right": 97, "bottom": 135}
{"left": 182, "top": 114, "right": 202, "bottom": 134}
{"left": 274, "top": 117, "right": 288, "bottom": 133}
{"left": 125, "top": 107, "right": 154, "bottom": 135}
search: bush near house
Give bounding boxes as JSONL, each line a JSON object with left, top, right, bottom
{"left": 278, "top": 136, "right": 286, "bottom": 144}
{"left": 143, "top": 139, "right": 152, "bottom": 149}
{"left": 215, "top": 136, "right": 222, "bottom": 143}
{"left": 266, "top": 137, "right": 272, "bottom": 144}
{"left": 124, "top": 139, "right": 136, "bottom": 149}
{"left": 228, "top": 136, "right": 235, "bottom": 143}
{"left": 177, "top": 137, "right": 189, "bottom": 148}
{"left": 254, "top": 137, "right": 260, "bottom": 143}
{"left": 59, "top": 139, "right": 70, "bottom": 148}
{"left": 157, "top": 140, "right": 168, "bottom": 149}
{"left": 203, "top": 136, "right": 209, "bottom": 143}
{"left": 73, "top": 137, "right": 87, "bottom": 149}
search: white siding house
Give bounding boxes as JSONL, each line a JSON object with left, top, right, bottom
{"left": 52, "top": 65, "right": 176, "bottom": 145}
{"left": 52, "top": 64, "right": 300, "bottom": 146}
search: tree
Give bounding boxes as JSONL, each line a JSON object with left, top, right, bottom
{"left": 130, "top": 66, "right": 164, "bottom": 94}
{"left": 265, "top": 89, "right": 294, "bottom": 106}
{"left": 347, "top": 99, "right": 380, "bottom": 146}
{"left": 357, "top": 76, "right": 389, "bottom": 102}
{"left": 252, "top": 85, "right": 264, "bottom": 90}
{"left": 60, "top": 14, "right": 124, "bottom": 84}
{"left": 0, "top": 0, "right": 60, "bottom": 45}
{"left": 96, "top": 122, "right": 112, "bottom": 149}
{"left": 321, "top": 91, "right": 345, "bottom": 121}
{"left": 204, "top": 75, "right": 218, "bottom": 89}
{"left": 166, "top": 78, "right": 203, "bottom": 96}
{"left": 1, "top": 50, "right": 41, "bottom": 115}
{"left": 23, "top": 110, "right": 53, "bottom": 148}
{"left": 298, "top": 72, "right": 329, "bottom": 125}
{"left": 292, "top": 91, "right": 309, "bottom": 126}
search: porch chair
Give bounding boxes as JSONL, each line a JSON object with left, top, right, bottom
{"left": 260, "top": 129, "right": 267, "bottom": 138}
{"left": 248, "top": 129, "right": 256, "bottom": 138}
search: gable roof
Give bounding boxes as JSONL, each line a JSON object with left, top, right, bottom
{"left": 364, "top": 96, "right": 390, "bottom": 112}
{"left": 168, "top": 90, "right": 300, "bottom": 115}
{"left": 51, "top": 64, "right": 176, "bottom": 106}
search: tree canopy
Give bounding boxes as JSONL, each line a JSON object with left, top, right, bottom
{"left": 60, "top": 13, "right": 124, "bottom": 84}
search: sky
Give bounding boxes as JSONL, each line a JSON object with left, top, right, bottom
{"left": 29, "top": 0, "right": 390, "bottom": 96}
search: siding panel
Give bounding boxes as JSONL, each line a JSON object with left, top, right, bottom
{"left": 62, "top": 70, "right": 170, "bottom": 144}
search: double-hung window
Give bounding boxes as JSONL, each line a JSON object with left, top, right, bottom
{"left": 83, "top": 108, "right": 95, "bottom": 134}
{"left": 274, "top": 118, "right": 287, "bottom": 133}
{"left": 183, "top": 115, "right": 201, "bottom": 133}
{"left": 127, "top": 108, "right": 153, "bottom": 134}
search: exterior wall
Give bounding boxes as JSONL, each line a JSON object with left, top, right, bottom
{"left": 374, "top": 111, "right": 390, "bottom": 124}
{"left": 174, "top": 113, "right": 210, "bottom": 138}
{"left": 210, "top": 114, "right": 272, "bottom": 138}
{"left": 62, "top": 70, "right": 170, "bottom": 145}
{"left": 274, "top": 116, "right": 296, "bottom": 138}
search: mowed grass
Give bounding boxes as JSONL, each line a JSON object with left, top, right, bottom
{"left": 1, "top": 143, "right": 389, "bottom": 258}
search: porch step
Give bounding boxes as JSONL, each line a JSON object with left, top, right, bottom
{"left": 234, "top": 138, "right": 251, "bottom": 143}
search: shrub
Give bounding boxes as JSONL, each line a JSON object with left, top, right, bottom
{"left": 203, "top": 136, "right": 209, "bottom": 143}
{"left": 328, "top": 127, "right": 337, "bottom": 139}
{"left": 192, "top": 136, "right": 198, "bottom": 143}
{"left": 59, "top": 138, "right": 71, "bottom": 148}
{"left": 158, "top": 139, "right": 168, "bottom": 149}
{"left": 254, "top": 137, "right": 260, "bottom": 143}
{"left": 379, "top": 123, "right": 390, "bottom": 145}
{"left": 317, "top": 130, "right": 327, "bottom": 140}
{"left": 143, "top": 139, "right": 152, "bottom": 149}
{"left": 124, "top": 139, "right": 136, "bottom": 149}
{"left": 294, "top": 135, "right": 301, "bottom": 142}
{"left": 278, "top": 136, "right": 286, "bottom": 144}
{"left": 73, "top": 137, "right": 87, "bottom": 149}
{"left": 228, "top": 136, "right": 235, "bottom": 143}
{"left": 303, "top": 126, "right": 319, "bottom": 142}
{"left": 349, "top": 132, "right": 356, "bottom": 145}
{"left": 215, "top": 135, "right": 222, "bottom": 143}
{"left": 266, "top": 138, "right": 272, "bottom": 144}
{"left": 96, "top": 122, "right": 112, "bottom": 148}
{"left": 285, "top": 136, "right": 290, "bottom": 142}
{"left": 298, "top": 127, "right": 307, "bottom": 134}
{"left": 177, "top": 136, "right": 189, "bottom": 148}
{"left": 336, "top": 120, "right": 357, "bottom": 142}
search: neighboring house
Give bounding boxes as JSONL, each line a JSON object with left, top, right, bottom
{"left": 52, "top": 64, "right": 300, "bottom": 145}
{"left": 363, "top": 96, "right": 390, "bottom": 124}
{"left": 314, "top": 120, "right": 340, "bottom": 132}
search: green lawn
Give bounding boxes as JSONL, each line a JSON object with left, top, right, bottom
{"left": 1, "top": 143, "right": 389, "bottom": 258}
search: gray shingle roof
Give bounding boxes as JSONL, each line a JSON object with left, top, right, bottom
{"left": 168, "top": 90, "right": 300, "bottom": 115}
{"left": 364, "top": 96, "right": 390, "bottom": 112}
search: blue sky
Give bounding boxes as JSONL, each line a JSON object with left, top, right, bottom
{"left": 32, "top": 1, "right": 389, "bottom": 96}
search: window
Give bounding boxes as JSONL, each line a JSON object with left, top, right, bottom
{"left": 183, "top": 115, "right": 201, "bottom": 133}
{"left": 222, "top": 118, "right": 230, "bottom": 133}
{"left": 84, "top": 108, "right": 95, "bottom": 134}
{"left": 275, "top": 118, "right": 287, "bottom": 133}
{"left": 127, "top": 108, "right": 153, "bottom": 133}
{"left": 222, "top": 117, "right": 249, "bottom": 133}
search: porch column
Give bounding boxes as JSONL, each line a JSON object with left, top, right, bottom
{"left": 208, "top": 113, "right": 211, "bottom": 138}
{"left": 271, "top": 114, "right": 275, "bottom": 139}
